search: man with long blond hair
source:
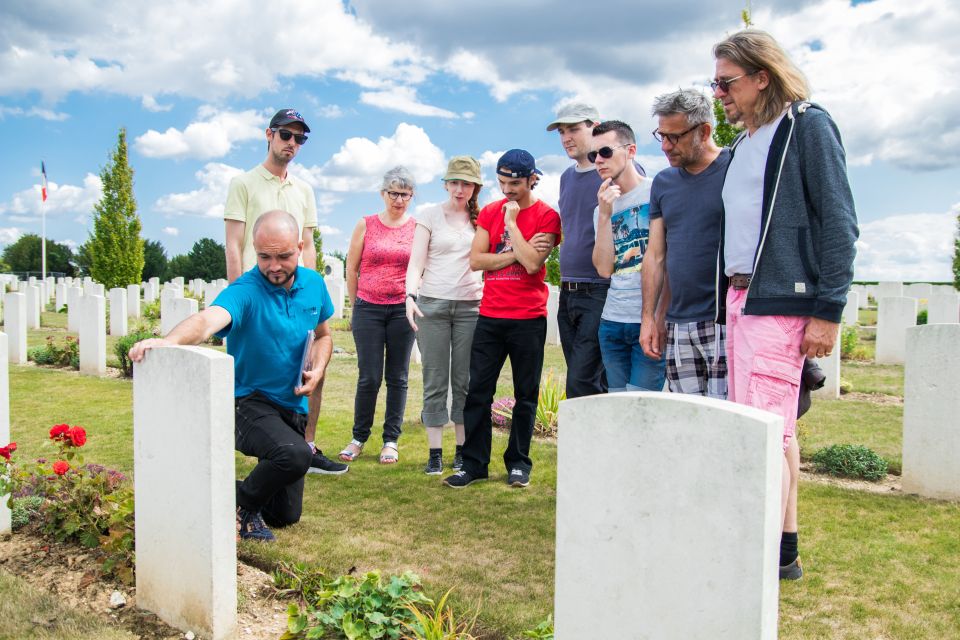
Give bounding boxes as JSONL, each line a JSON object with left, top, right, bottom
{"left": 712, "top": 29, "right": 858, "bottom": 580}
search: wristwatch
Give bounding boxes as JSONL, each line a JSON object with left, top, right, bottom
{"left": 406, "top": 293, "right": 417, "bottom": 301}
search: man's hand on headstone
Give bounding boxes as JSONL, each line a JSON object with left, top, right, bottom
{"left": 128, "top": 338, "right": 174, "bottom": 363}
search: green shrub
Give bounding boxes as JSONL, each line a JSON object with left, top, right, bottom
{"left": 811, "top": 444, "right": 888, "bottom": 481}
{"left": 27, "top": 336, "right": 79, "bottom": 369}
{"left": 839, "top": 325, "right": 859, "bottom": 359}
{"left": 11, "top": 495, "right": 44, "bottom": 530}
{"left": 115, "top": 329, "right": 157, "bottom": 377}
{"left": 917, "top": 309, "right": 928, "bottom": 325}
{"left": 520, "top": 616, "right": 554, "bottom": 639}
{"left": 142, "top": 299, "right": 160, "bottom": 321}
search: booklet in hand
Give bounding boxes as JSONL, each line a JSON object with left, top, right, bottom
{"left": 294, "top": 329, "right": 315, "bottom": 393}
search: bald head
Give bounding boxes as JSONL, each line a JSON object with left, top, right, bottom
{"left": 252, "top": 209, "right": 300, "bottom": 247}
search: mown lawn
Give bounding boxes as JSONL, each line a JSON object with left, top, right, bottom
{"left": 4, "top": 320, "right": 959, "bottom": 638}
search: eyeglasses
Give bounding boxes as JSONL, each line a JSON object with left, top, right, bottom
{"left": 587, "top": 143, "right": 631, "bottom": 164}
{"left": 271, "top": 128, "right": 308, "bottom": 145}
{"left": 385, "top": 191, "right": 413, "bottom": 202}
{"left": 710, "top": 70, "right": 757, "bottom": 93}
{"left": 652, "top": 124, "right": 702, "bottom": 146}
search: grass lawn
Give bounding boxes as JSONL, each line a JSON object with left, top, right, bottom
{"left": 5, "top": 325, "right": 960, "bottom": 638}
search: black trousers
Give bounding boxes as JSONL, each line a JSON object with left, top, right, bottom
{"left": 234, "top": 392, "right": 312, "bottom": 527}
{"left": 557, "top": 284, "right": 608, "bottom": 398}
{"left": 461, "top": 316, "right": 546, "bottom": 476}
{"left": 351, "top": 298, "right": 416, "bottom": 444}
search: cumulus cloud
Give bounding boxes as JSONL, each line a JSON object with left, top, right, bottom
{"left": 134, "top": 106, "right": 264, "bottom": 160}
{"left": 153, "top": 162, "right": 244, "bottom": 218}
{"left": 304, "top": 123, "right": 446, "bottom": 192}
{"left": 0, "top": 105, "right": 69, "bottom": 120}
{"left": 854, "top": 207, "right": 957, "bottom": 281}
{"left": 0, "top": 227, "right": 22, "bottom": 244}
{"left": 317, "top": 225, "right": 341, "bottom": 236}
{"left": 359, "top": 86, "right": 458, "bottom": 118}
{"left": 0, "top": 174, "right": 102, "bottom": 217}
{"left": 162, "top": 226, "right": 179, "bottom": 236}
{"left": 141, "top": 95, "right": 172, "bottom": 112}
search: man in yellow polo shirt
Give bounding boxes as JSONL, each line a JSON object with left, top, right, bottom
{"left": 224, "top": 108, "right": 318, "bottom": 282}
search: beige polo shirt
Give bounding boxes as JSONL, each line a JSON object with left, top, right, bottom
{"left": 224, "top": 164, "right": 318, "bottom": 270}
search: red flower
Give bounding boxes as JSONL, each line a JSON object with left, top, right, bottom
{"left": 7, "top": 442, "right": 15, "bottom": 452}
{"left": 49, "top": 424, "right": 70, "bottom": 440}
{"left": 0, "top": 447, "right": 10, "bottom": 461}
{"left": 68, "top": 426, "right": 87, "bottom": 448}
{"left": 52, "top": 460, "right": 70, "bottom": 475}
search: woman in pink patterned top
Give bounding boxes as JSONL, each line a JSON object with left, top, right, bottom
{"left": 340, "top": 167, "right": 418, "bottom": 464}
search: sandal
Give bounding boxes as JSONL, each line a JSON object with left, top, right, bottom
{"left": 338, "top": 439, "right": 364, "bottom": 462}
{"left": 379, "top": 442, "right": 399, "bottom": 465}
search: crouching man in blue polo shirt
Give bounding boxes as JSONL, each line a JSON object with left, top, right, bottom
{"left": 129, "top": 210, "right": 335, "bottom": 542}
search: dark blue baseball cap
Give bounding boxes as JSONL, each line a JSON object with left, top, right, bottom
{"left": 496, "top": 149, "right": 542, "bottom": 178}
{"left": 269, "top": 108, "right": 311, "bottom": 133}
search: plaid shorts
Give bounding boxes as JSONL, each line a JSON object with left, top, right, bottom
{"left": 665, "top": 320, "right": 728, "bottom": 399}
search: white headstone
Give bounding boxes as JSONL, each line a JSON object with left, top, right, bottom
{"left": 109, "top": 288, "right": 128, "bottom": 337}
{"left": 927, "top": 294, "right": 959, "bottom": 324}
{"left": 903, "top": 282, "right": 932, "bottom": 300}
{"left": 67, "top": 286, "right": 83, "bottom": 332}
{"left": 322, "top": 255, "right": 344, "bottom": 281}
{"left": 933, "top": 284, "right": 957, "bottom": 296}
{"left": 324, "top": 276, "right": 344, "bottom": 320}
{"left": 172, "top": 276, "right": 184, "bottom": 288}
{"left": 903, "top": 325, "right": 960, "bottom": 500}
{"left": 0, "top": 333, "right": 9, "bottom": 535}
{"left": 79, "top": 294, "right": 106, "bottom": 376}
{"left": 555, "top": 393, "right": 782, "bottom": 640}
{"left": 4, "top": 294, "right": 26, "bottom": 364}
{"left": 55, "top": 282, "right": 67, "bottom": 312}
{"left": 25, "top": 284, "right": 41, "bottom": 330}
{"left": 811, "top": 327, "right": 842, "bottom": 399}
{"left": 143, "top": 281, "right": 157, "bottom": 303}
{"left": 842, "top": 291, "right": 859, "bottom": 326}
{"left": 875, "top": 296, "right": 917, "bottom": 365}
{"left": 133, "top": 346, "right": 237, "bottom": 639}
{"left": 84, "top": 281, "right": 105, "bottom": 297}
{"left": 876, "top": 281, "right": 903, "bottom": 301}
{"left": 161, "top": 298, "right": 198, "bottom": 337}
{"left": 853, "top": 284, "right": 870, "bottom": 309}
{"left": 127, "top": 284, "right": 141, "bottom": 319}
{"left": 546, "top": 285, "right": 560, "bottom": 346}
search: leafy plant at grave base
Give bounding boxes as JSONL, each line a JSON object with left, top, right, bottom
{"left": 534, "top": 371, "right": 566, "bottom": 436}
{"left": 491, "top": 397, "right": 515, "bottom": 429}
{"left": 27, "top": 335, "right": 80, "bottom": 369}
{"left": 10, "top": 495, "right": 44, "bottom": 530}
{"left": 839, "top": 325, "right": 859, "bottom": 360}
{"left": 142, "top": 298, "right": 160, "bottom": 322}
{"left": 839, "top": 377, "right": 853, "bottom": 395}
{"left": 273, "top": 560, "right": 330, "bottom": 603}
{"left": 811, "top": 444, "right": 888, "bottom": 481}
{"left": 115, "top": 329, "right": 158, "bottom": 377}
{"left": 917, "top": 309, "right": 928, "bottom": 325}
{"left": 278, "top": 567, "right": 433, "bottom": 640}
{"left": 518, "top": 615, "right": 554, "bottom": 639}
{"left": 401, "top": 588, "right": 478, "bottom": 640}
{"left": 2, "top": 425, "right": 136, "bottom": 583}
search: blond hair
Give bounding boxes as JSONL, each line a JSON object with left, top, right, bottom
{"left": 713, "top": 29, "right": 810, "bottom": 127}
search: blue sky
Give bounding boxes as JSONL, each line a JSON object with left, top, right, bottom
{"left": 1, "top": 0, "right": 958, "bottom": 281}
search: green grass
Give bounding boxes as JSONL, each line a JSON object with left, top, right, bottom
{"left": 5, "top": 327, "right": 960, "bottom": 638}
{"left": 0, "top": 571, "right": 136, "bottom": 640}
{"left": 858, "top": 308, "right": 877, "bottom": 326}
{"left": 841, "top": 362, "right": 903, "bottom": 396}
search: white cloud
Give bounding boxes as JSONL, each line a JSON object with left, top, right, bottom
{"left": 854, "top": 207, "right": 957, "bottom": 281}
{"left": 304, "top": 123, "right": 446, "bottom": 192}
{"left": 153, "top": 162, "right": 244, "bottom": 218}
{"left": 0, "top": 105, "right": 69, "bottom": 121}
{"left": 134, "top": 106, "right": 264, "bottom": 160}
{"left": 360, "top": 86, "right": 458, "bottom": 118}
{"left": 316, "top": 104, "right": 344, "bottom": 118}
{"left": 162, "top": 226, "right": 179, "bottom": 236}
{"left": 0, "top": 227, "right": 22, "bottom": 244}
{"left": 317, "top": 225, "right": 341, "bottom": 236}
{"left": 141, "top": 95, "right": 172, "bottom": 112}
{"left": 0, "top": 174, "right": 102, "bottom": 218}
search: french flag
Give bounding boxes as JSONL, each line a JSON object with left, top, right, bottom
{"left": 41, "top": 161, "right": 48, "bottom": 202}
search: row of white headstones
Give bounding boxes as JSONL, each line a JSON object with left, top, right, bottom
{"left": 0, "top": 274, "right": 956, "bottom": 638}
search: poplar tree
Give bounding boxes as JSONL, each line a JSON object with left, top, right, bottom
{"left": 89, "top": 128, "right": 144, "bottom": 288}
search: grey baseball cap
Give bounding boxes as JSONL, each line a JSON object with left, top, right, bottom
{"left": 546, "top": 102, "right": 600, "bottom": 131}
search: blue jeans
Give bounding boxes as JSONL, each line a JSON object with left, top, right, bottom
{"left": 598, "top": 319, "right": 666, "bottom": 392}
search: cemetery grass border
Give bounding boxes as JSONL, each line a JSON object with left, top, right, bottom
{"left": 6, "top": 328, "right": 959, "bottom": 638}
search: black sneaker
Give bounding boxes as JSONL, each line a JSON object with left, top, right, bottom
{"left": 307, "top": 451, "right": 349, "bottom": 475}
{"left": 443, "top": 470, "right": 487, "bottom": 488}
{"left": 424, "top": 451, "right": 443, "bottom": 475}
{"left": 452, "top": 449, "right": 463, "bottom": 471}
{"left": 237, "top": 506, "right": 275, "bottom": 542}
{"left": 507, "top": 468, "right": 530, "bottom": 488}
{"left": 779, "top": 557, "right": 803, "bottom": 580}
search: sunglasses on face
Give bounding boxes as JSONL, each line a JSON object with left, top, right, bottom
{"left": 652, "top": 123, "right": 701, "bottom": 146}
{"left": 710, "top": 70, "right": 758, "bottom": 93}
{"left": 385, "top": 191, "right": 413, "bottom": 202}
{"left": 272, "top": 128, "right": 308, "bottom": 145}
{"left": 587, "top": 143, "right": 630, "bottom": 164}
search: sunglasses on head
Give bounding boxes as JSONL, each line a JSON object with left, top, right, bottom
{"left": 272, "top": 128, "right": 308, "bottom": 145}
{"left": 587, "top": 143, "right": 630, "bottom": 164}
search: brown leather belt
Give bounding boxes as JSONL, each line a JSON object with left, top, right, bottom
{"left": 730, "top": 273, "right": 752, "bottom": 290}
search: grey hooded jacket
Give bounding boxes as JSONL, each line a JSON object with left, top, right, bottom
{"left": 716, "top": 101, "right": 859, "bottom": 324}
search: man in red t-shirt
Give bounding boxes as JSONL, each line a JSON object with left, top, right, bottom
{"left": 444, "top": 149, "right": 561, "bottom": 489}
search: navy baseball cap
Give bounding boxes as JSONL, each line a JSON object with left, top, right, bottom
{"left": 269, "top": 108, "right": 311, "bottom": 133}
{"left": 496, "top": 149, "right": 542, "bottom": 178}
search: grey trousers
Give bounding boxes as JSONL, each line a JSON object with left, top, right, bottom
{"left": 415, "top": 296, "right": 480, "bottom": 427}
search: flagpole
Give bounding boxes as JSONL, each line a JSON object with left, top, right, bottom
{"left": 41, "top": 189, "right": 47, "bottom": 280}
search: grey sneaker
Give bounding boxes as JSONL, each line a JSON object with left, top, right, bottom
{"left": 779, "top": 557, "right": 803, "bottom": 580}
{"left": 443, "top": 470, "right": 487, "bottom": 488}
{"left": 424, "top": 451, "right": 443, "bottom": 475}
{"left": 507, "top": 468, "right": 530, "bottom": 488}
{"left": 308, "top": 451, "right": 349, "bottom": 475}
